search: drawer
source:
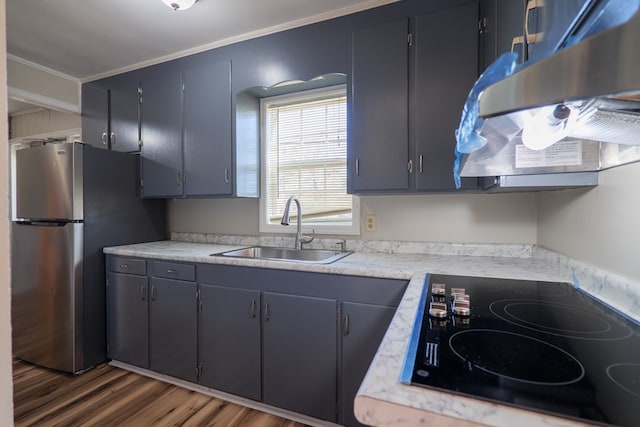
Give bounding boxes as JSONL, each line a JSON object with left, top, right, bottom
{"left": 110, "top": 256, "right": 147, "bottom": 275}
{"left": 152, "top": 261, "right": 196, "bottom": 282}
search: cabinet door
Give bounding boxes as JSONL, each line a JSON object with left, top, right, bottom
{"left": 81, "top": 83, "right": 109, "bottom": 149}
{"left": 107, "top": 272, "right": 148, "bottom": 368}
{"left": 149, "top": 277, "right": 197, "bottom": 382}
{"left": 110, "top": 79, "right": 140, "bottom": 153}
{"left": 497, "top": 0, "right": 527, "bottom": 63}
{"left": 526, "top": 0, "right": 591, "bottom": 61}
{"left": 351, "top": 18, "right": 409, "bottom": 192}
{"left": 480, "top": 0, "right": 526, "bottom": 70}
{"left": 140, "top": 71, "right": 184, "bottom": 197}
{"left": 414, "top": 2, "right": 479, "bottom": 191}
{"left": 183, "top": 60, "right": 233, "bottom": 196}
{"left": 341, "top": 302, "right": 395, "bottom": 427}
{"left": 263, "top": 292, "right": 337, "bottom": 422}
{"left": 199, "top": 284, "right": 261, "bottom": 400}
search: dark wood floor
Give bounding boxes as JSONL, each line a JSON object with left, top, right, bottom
{"left": 13, "top": 359, "right": 310, "bottom": 427}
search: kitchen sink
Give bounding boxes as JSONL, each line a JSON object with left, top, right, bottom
{"left": 210, "top": 246, "right": 352, "bottom": 264}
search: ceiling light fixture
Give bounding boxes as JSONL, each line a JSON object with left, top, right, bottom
{"left": 161, "top": 0, "right": 197, "bottom": 11}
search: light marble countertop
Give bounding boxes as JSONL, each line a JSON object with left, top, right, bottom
{"left": 104, "top": 236, "right": 638, "bottom": 427}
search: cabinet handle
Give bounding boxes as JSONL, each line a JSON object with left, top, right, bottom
{"left": 151, "top": 286, "right": 157, "bottom": 301}
{"left": 511, "top": 35, "right": 525, "bottom": 54}
{"left": 224, "top": 168, "right": 230, "bottom": 183}
{"left": 343, "top": 314, "right": 350, "bottom": 336}
{"left": 408, "top": 159, "right": 413, "bottom": 174}
{"left": 265, "top": 303, "right": 270, "bottom": 322}
{"left": 101, "top": 132, "right": 108, "bottom": 145}
{"left": 525, "top": 0, "right": 545, "bottom": 44}
{"left": 250, "top": 299, "right": 257, "bottom": 318}
{"left": 355, "top": 158, "right": 360, "bottom": 176}
{"left": 177, "top": 170, "right": 182, "bottom": 185}
{"left": 419, "top": 154, "right": 424, "bottom": 175}
{"left": 140, "top": 285, "right": 146, "bottom": 301}
{"left": 119, "top": 264, "right": 129, "bottom": 269}
{"left": 110, "top": 132, "right": 116, "bottom": 146}
{"left": 166, "top": 269, "right": 177, "bottom": 274}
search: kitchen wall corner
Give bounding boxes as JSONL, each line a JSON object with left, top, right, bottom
{"left": 538, "top": 161, "right": 640, "bottom": 283}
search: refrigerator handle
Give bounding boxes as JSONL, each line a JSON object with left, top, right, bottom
{"left": 15, "top": 220, "right": 68, "bottom": 227}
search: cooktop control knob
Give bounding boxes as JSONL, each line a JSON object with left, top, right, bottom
{"left": 452, "top": 299, "right": 471, "bottom": 317}
{"left": 432, "top": 283, "right": 446, "bottom": 296}
{"left": 429, "top": 302, "right": 447, "bottom": 318}
{"left": 451, "top": 288, "right": 466, "bottom": 298}
{"left": 453, "top": 293, "right": 469, "bottom": 302}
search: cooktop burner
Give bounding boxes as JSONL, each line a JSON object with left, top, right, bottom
{"left": 449, "top": 329, "right": 585, "bottom": 386}
{"left": 607, "top": 364, "right": 640, "bottom": 399}
{"left": 489, "top": 299, "right": 632, "bottom": 340}
{"left": 401, "top": 274, "right": 640, "bottom": 427}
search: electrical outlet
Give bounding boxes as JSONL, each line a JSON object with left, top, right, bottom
{"left": 365, "top": 214, "right": 377, "bottom": 232}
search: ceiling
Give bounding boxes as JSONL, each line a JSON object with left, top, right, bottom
{"left": 7, "top": 0, "right": 398, "bottom": 82}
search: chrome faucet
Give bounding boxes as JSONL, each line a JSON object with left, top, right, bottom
{"left": 280, "top": 195, "right": 314, "bottom": 250}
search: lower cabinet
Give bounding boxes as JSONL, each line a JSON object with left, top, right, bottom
{"left": 341, "top": 302, "right": 396, "bottom": 427}
{"left": 107, "top": 271, "right": 149, "bottom": 368}
{"left": 107, "top": 256, "right": 407, "bottom": 426}
{"left": 198, "top": 284, "right": 261, "bottom": 400}
{"left": 107, "top": 257, "right": 198, "bottom": 382}
{"left": 262, "top": 292, "right": 338, "bottom": 422}
{"left": 149, "top": 277, "right": 198, "bottom": 382}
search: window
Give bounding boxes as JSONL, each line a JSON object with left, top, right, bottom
{"left": 259, "top": 85, "right": 359, "bottom": 235}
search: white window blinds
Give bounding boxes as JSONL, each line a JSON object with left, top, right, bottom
{"left": 263, "top": 87, "right": 351, "bottom": 226}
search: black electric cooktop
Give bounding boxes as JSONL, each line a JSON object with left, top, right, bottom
{"left": 400, "top": 274, "right": 640, "bottom": 427}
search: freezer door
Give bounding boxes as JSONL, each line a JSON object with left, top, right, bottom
{"left": 15, "top": 142, "right": 83, "bottom": 220}
{"left": 11, "top": 221, "right": 84, "bottom": 373}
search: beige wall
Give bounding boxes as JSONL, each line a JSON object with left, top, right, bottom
{"left": 169, "top": 192, "right": 539, "bottom": 244}
{"left": 9, "top": 109, "right": 81, "bottom": 139}
{"left": 7, "top": 56, "right": 80, "bottom": 113}
{"left": 538, "top": 162, "right": 640, "bottom": 282}
{"left": 1, "top": 0, "right": 15, "bottom": 424}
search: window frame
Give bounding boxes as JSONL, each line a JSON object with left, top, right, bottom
{"left": 258, "top": 85, "right": 360, "bottom": 236}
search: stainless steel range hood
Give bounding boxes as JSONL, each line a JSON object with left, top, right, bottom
{"left": 479, "top": 5, "right": 640, "bottom": 119}
{"left": 459, "top": 2, "right": 640, "bottom": 182}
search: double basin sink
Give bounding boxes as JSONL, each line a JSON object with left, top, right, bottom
{"left": 211, "top": 246, "right": 352, "bottom": 264}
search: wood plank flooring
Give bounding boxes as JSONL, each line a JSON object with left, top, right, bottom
{"left": 13, "top": 359, "right": 310, "bottom": 427}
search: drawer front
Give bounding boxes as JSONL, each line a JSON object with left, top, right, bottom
{"left": 110, "top": 256, "right": 146, "bottom": 275}
{"left": 152, "top": 261, "right": 196, "bottom": 281}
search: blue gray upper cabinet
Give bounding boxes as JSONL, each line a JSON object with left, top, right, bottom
{"left": 109, "top": 78, "right": 141, "bottom": 153}
{"left": 140, "top": 59, "right": 235, "bottom": 198}
{"left": 140, "top": 71, "right": 184, "bottom": 198}
{"left": 413, "top": 2, "right": 479, "bottom": 191}
{"left": 82, "top": 83, "right": 109, "bottom": 149}
{"left": 481, "top": 0, "right": 591, "bottom": 68}
{"left": 81, "top": 77, "right": 140, "bottom": 152}
{"left": 525, "top": 0, "right": 591, "bottom": 61}
{"left": 480, "top": 0, "right": 526, "bottom": 69}
{"left": 350, "top": 3, "right": 480, "bottom": 193}
{"left": 350, "top": 18, "right": 410, "bottom": 193}
{"left": 183, "top": 60, "right": 233, "bottom": 196}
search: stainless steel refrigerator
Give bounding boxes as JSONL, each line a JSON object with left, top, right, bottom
{"left": 11, "top": 142, "right": 166, "bottom": 374}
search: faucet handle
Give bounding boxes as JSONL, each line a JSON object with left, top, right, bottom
{"left": 300, "top": 228, "right": 315, "bottom": 248}
{"left": 335, "top": 240, "right": 346, "bottom": 252}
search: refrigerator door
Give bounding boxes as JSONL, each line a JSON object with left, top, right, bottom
{"left": 11, "top": 221, "right": 84, "bottom": 373}
{"left": 15, "top": 142, "right": 83, "bottom": 221}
